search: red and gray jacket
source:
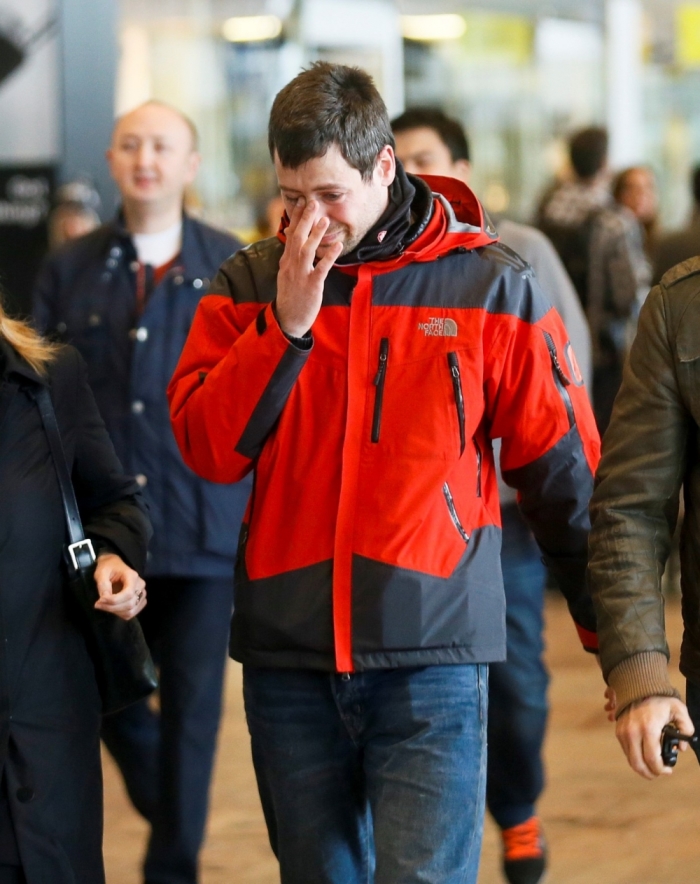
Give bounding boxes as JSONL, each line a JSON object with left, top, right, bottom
{"left": 169, "top": 174, "right": 600, "bottom": 672}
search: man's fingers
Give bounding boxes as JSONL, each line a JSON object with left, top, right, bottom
{"left": 289, "top": 200, "right": 319, "bottom": 249}
{"left": 673, "top": 703, "right": 695, "bottom": 736}
{"left": 641, "top": 729, "right": 671, "bottom": 777}
{"left": 616, "top": 712, "right": 657, "bottom": 779}
{"left": 284, "top": 197, "right": 306, "bottom": 237}
{"left": 620, "top": 732, "right": 655, "bottom": 779}
{"left": 301, "top": 216, "right": 332, "bottom": 262}
{"left": 313, "top": 241, "right": 343, "bottom": 280}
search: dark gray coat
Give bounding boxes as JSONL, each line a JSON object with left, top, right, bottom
{"left": 0, "top": 340, "right": 150, "bottom": 882}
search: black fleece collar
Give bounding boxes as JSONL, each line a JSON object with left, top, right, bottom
{"left": 336, "top": 161, "right": 434, "bottom": 265}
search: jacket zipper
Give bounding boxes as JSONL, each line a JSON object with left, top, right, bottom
{"left": 543, "top": 331, "right": 574, "bottom": 429}
{"left": 443, "top": 482, "right": 469, "bottom": 543}
{"left": 447, "top": 352, "right": 466, "bottom": 456}
{"left": 474, "top": 438, "right": 482, "bottom": 497}
{"left": 371, "top": 338, "right": 389, "bottom": 443}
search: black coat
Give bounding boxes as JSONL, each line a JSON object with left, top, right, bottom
{"left": 0, "top": 339, "right": 151, "bottom": 882}
{"left": 33, "top": 214, "right": 250, "bottom": 578}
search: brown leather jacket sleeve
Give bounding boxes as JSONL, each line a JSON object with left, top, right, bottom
{"left": 588, "top": 280, "right": 688, "bottom": 714}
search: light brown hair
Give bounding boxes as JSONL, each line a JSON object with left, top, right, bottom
{"left": 0, "top": 298, "right": 59, "bottom": 374}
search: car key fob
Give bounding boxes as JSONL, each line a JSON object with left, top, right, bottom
{"left": 661, "top": 724, "right": 698, "bottom": 767}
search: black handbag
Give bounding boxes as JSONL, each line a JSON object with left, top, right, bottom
{"left": 35, "top": 385, "right": 158, "bottom": 715}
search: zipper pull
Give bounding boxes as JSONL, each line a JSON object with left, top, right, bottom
{"left": 544, "top": 332, "right": 571, "bottom": 386}
{"left": 374, "top": 339, "right": 389, "bottom": 385}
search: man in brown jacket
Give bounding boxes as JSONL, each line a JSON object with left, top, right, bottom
{"left": 589, "top": 258, "right": 700, "bottom": 778}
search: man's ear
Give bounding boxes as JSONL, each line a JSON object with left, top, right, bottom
{"left": 185, "top": 151, "right": 202, "bottom": 185}
{"left": 454, "top": 159, "right": 471, "bottom": 185}
{"left": 375, "top": 145, "right": 396, "bottom": 187}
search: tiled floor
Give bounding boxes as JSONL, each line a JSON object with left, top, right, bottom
{"left": 103, "top": 592, "right": 700, "bottom": 883}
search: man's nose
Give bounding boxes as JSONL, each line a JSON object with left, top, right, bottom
{"left": 134, "top": 143, "right": 154, "bottom": 166}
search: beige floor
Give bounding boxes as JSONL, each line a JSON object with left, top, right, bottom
{"left": 103, "top": 593, "right": 699, "bottom": 883}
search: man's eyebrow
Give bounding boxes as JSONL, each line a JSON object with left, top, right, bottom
{"left": 280, "top": 183, "right": 346, "bottom": 193}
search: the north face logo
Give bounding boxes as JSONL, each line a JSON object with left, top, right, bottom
{"left": 417, "top": 317, "right": 458, "bottom": 337}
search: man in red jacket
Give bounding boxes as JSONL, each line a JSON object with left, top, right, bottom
{"left": 169, "top": 63, "right": 600, "bottom": 884}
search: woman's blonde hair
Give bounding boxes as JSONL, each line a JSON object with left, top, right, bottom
{"left": 0, "top": 298, "right": 60, "bottom": 374}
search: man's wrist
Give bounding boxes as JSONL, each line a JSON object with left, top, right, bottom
{"left": 272, "top": 301, "right": 313, "bottom": 348}
{"left": 284, "top": 331, "right": 313, "bottom": 350}
{"left": 607, "top": 651, "right": 680, "bottom": 718}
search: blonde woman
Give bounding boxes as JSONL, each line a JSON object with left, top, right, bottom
{"left": 0, "top": 302, "right": 151, "bottom": 884}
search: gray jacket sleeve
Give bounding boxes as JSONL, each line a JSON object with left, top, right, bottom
{"left": 498, "top": 219, "right": 592, "bottom": 389}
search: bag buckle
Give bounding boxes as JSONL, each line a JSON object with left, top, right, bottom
{"left": 68, "top": 538, "right": 96, "bottom": 570}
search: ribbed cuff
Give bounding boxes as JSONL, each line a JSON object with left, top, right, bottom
{"left": 608, "top": 651, "right": 681, "bottom": 719}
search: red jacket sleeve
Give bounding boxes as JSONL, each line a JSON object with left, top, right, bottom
{"left": 486, "top": 282, "right": 601, "bottom": 650}
{"left": 168, "top": 287, "right": 311, "bottom": 485}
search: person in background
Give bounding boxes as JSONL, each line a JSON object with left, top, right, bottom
{"left": 613, "top": 165, "right": 658, "bottom": 252}
{"left": 652, "top": 164, "right": 700, "bottom": 284}
{"left": 392, "top": 106, "right": 592, "bottom": 884}
{"left": 586, "top": 166, "right": 654, "bottom": 432}
{"left": 0, "top": 298, "right": 151, "bottom": 884}
{"left": 48, "top": 179, "right": 102, "bottom": 251}
{"left": 33, "top": 100, "right": 249, "bottom": 884}
{"left": 536, "top": 126, "right": 612, "bottom": 306}
{"left": 169, "top": 62, "right": 600, "bottom": 884}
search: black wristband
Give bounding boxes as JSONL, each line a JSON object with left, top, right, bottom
{"left": 284, "top": 330, "right": 313, "bottom": 350}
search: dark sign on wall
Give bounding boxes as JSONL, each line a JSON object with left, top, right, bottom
{"left": 0, "top": 166, "right": 53, "bottom": 317}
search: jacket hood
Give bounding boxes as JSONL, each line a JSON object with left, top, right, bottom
{"left": 402, "top": 174, "right": 499, "bottom": 263}
{"left": 276, "top": 170, "right": 498, "bottom": 275}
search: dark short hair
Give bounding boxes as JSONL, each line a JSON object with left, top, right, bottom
{"left": 268, "top": 62, "right": 394, "bottom": 181}
{"left": 391, "top": 107, "right": 470, "bottom": 163}
{"left": 569, "top": 126, "right": 608, "bottom": 180}
{"left": 611, "top": 165, "right": 654, "bottom": 203}
{"left": 692, "top": 165, "right": 700, "bottom": 206}
{"left": 611, "top": 166, "right": 635, "bottom": 202}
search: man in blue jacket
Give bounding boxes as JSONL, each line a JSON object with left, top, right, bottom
{"left": 33, "top": 100, "right": 249, "bottom": 884}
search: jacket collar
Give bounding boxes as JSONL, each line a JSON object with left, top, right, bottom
{"left": 0, "top": 337, "right": 48, "bottom": 387}
{"left": 341, "top": 175, "right": 499, "bottom": 277}
{"left": 107, "top": 211, "right": 217, "bottom": 282}
{"left": 335, "top": 162, "right": 428, "bottom": 265}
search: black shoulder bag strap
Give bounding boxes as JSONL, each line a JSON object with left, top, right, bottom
{"left": 34, "top": 385, "right": 96, "bottom": 570}
{"left": 32, "top": 383, "right": 158, "bottom": 714}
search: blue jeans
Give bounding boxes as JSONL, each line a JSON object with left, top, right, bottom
{"left": 243, "top": 664, "right": 488, "bottom": 884}
{"left": 101, "top": 576, "right": 233, "bottom": 884}
{"left": 487, "top": 505, "right": 549, "bottom": 831}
